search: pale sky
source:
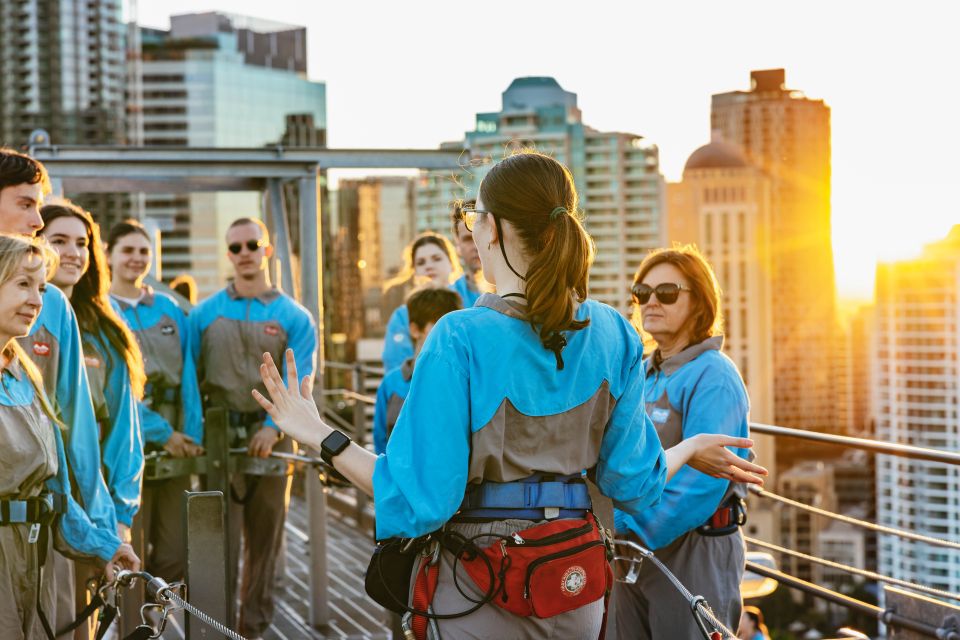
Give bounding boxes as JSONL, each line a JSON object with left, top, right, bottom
{"left": 136, "top": 0, "right": 959, "bottom": 300}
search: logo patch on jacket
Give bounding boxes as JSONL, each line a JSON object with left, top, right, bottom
{"left": 561, "top": 566, "right": 586, "bottom": 596}
{"left": 161, "top": 324, "right": 176, "bottom": 336}
{"left": 84, "top": 355, "right": 101, "bottom": 368}
{"left": 32, "top": 342, "right": 50, "bottom": 357}
{"left": 651, "top": 408, "right": 671, "bottom": 424}
{"left": 264, "top": 324, "right": 280, "bottom": 337}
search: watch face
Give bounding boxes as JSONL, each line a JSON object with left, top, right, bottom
{"left": 322, "top": 430, "right": 351, "bottom": 459}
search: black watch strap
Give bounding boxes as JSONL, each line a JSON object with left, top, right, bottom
{"left": 320, "top": 430, "right": 351, "bottom": 466}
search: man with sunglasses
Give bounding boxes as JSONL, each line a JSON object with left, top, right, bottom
{"left": 189, "top": 217, "right": 317, "bottom": 639}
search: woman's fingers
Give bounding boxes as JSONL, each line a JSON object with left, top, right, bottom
{"left": 728, "top": 467, "right": 765, "bottom": 486}
{"left": 727, "top": 453, "right": 768, "bottom": 476}
{"left": 300, "top": 375, "right": 313, "bottom": 400}
{"left": 285, "top": 349, "right": 299, "bottom": 393}
{"left": 252, "top": 389, "right": 275, "bottom": 417}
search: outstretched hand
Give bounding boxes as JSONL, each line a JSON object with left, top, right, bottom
{"left": 684, "top": 434, "right": 767, "bottom": 485}
{"left": 252, "top": 349, "right": 328, "bottom": 449}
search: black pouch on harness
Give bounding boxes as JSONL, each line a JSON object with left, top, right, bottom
{"left": 364, "top": 537, "right": 429, "bottom": 614}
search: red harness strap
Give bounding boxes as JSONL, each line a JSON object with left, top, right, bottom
{"left": 410, "top": 554, "right": 440, "bottom": 640}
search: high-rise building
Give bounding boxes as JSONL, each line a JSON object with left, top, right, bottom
{"left": 0, "top": 0, "right": 126, "bottom": 146}
{"left": 138, "top": 14, "right": 326, "bottom": 294}
{"left": 417, "top": 77, "right": 664, "bottom": 313}
{"left": 711, "top": 69, "right": 837, "bottom": 455}
{"left": 667, "top": 135, "right": 778, "bottom": 543}
{"left": 779, "top": 461, "right": 838, "bottom": 586}
{"left": 875, "top": 226, "right": 960, "bottom": 595}
{"left": 337, "top": 176, "right": 417, "bottom": 336}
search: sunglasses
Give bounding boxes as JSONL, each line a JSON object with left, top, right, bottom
{"left": 631, "top": 282, "right": 692, "bottom": 305}
{"left": 227, "top": 239, "right": 265, "bottom": 255}
{"left": 459, "top": 206, "right": 493, "bottom": 233}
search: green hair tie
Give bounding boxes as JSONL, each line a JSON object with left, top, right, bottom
{"left": 550, "top": 206, "right": 568, "bottom": 221}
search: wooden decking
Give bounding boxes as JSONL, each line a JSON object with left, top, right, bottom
{"left": 267, "top": 493, "right": 389, "bottom": 640}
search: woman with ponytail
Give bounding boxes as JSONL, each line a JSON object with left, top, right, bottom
{"left": 39, "top": 202, "right": 146, "bottom": 538}
{"left": 251, "top": 150, "right": 766, "bottom": 638}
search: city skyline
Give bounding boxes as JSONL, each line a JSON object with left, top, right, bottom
{"left": 133, "top": 0, "right": 960, "bottom": 302}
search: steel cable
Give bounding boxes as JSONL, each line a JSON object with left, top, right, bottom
{"left": 745, "top": 536, "right": 960, "bottom": 602}
{"left": 750, "top": 486, "right": 960, "bottom": 551}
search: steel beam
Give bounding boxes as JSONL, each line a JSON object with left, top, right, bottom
{"left": 298, "top": 171, "right": 331, "bottom": 627}
{"left": 30, "top": 144, "right": 465, "bottom": 169}
{"left": 266, "top": 178, "right": 297, "bottom": 298}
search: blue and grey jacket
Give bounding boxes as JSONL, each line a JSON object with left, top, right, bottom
{"left": 614, "top": 336, "right": 750, "bottom": 550}
{"left": 114, "top": 288, "right": 203, "bottom": 446}
{"left": 81, "top": 321, "right": 144, "bottom": 528}
{"left": 0, "top": 351, "right": 122, "bottom": 562}
{"left": 451, "top": 273, "right": 482, "bottom": 308}
{"left": 373, "top": 293, "right": 668, "bottom": 539}
{"left": 381, "top": 278, "right": 481, "bottom": 372}
{"left": 189, "top": 284, "right": 317, "bottom": 428}
{"left": 17, "top": 285, "right": 119, "bottom": 534}
{"left": 372, "top": 358, "right": 414, "bottom": 455}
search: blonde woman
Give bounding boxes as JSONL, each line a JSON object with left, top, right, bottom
{"left": 0, "top": 235, "right": 137, "bottom": 638}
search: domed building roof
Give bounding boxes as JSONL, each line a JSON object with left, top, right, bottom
{"left": 683, "top": 140, "right": 748, "bottom": 173}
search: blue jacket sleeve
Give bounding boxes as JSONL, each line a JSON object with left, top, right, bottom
{"left": 140, "top": 402, "right": 174, "bottom": 445}
{"left": 596, "top": 356, "right": 667, "bottom": 515}
{"left": 372, "top": 350, "right": 471, "bottom": 539}
{"left": 617, "top": 382, "right": 750, "bottom": 549}
{"left": 49, "top": 288, "right": 119, "bottom": 533}
{"left": 175, "top": 305, "right": 204, "bottom": 443}
{"left": 47, "top": 420, "right": 122, "bottom": 562}
{"left": 97, "top": 337, "right": 145, "bottom": 527}
{"left": 382, "top": 306, "right": 413, "bottom": 372}
{"left": 266, "top": 305, "right": 318, "bottom": 431}
{"left": 373, "top": 381, "right": 389, "bottom": 455}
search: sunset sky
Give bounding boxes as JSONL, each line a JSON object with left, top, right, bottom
{"left": 137, "top": 0, "right": 959, "bottom": 301}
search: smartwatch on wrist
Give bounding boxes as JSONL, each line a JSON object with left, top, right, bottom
{"left": 320, "top": 429, "right": 351, "bottom": 466}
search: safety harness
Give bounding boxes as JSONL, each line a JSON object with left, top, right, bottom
{"left": 0, "top": 491, "right": 68, "bottom": 640}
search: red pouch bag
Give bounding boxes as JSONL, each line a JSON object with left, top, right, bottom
{"left": 460, "top": 516, "right": 612, "bottom": 618}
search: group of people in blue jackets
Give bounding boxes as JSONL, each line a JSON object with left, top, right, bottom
{"left": 0, "top": 147, "right": 316, "bottom": 640}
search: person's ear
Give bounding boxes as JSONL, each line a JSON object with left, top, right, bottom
{"left": 264, "top": 244, "right": 274, "bottom": 258}
{"left": 409, "top": 322, "right": 423, "bottom": 343}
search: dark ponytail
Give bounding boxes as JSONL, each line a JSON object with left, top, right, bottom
{"left": 478, "top": 150, "right": 595, "bottom": 367}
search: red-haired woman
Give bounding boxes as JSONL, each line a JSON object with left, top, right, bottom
{"left": 613, "top": 246, "right": 752, "bottom": 638}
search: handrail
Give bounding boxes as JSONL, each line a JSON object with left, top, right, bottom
{"left": 744, "top": 562, "right": 960, "bottom": 640}
{"left": 323, "top": 360, "right": 385, "bottom": 376}
{"left": 749, "top": 486, "right": 960, "bottom": 551}
{"left": 744, "top": 536, "right": 960, "bottom": 602}
{"left": 320, "top": 388, "right": 376, "bottom": 405}
{"left": 750, "top": 422, "right": 960, "bottom": 466}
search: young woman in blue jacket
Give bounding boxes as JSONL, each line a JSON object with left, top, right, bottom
{"left": 254, "top": 151, "right": 766, "bottom": 638}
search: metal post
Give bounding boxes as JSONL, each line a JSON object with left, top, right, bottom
{"left": 352, "top": 364, "right": 368, "bottom": 526}
{"left": 267, "top": 178, "right": 297, "bottom": 298}
{"left": 203, "top": 408, "right": 232, "bottom": 624}
{"left": 300, "top": 171, "right": 330, "bottom": 627}
{"left": 184, "top": 491, "right": 229, "bottom": 640}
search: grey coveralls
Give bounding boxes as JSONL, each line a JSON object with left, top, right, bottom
{"left": 0, "top": 361, "right": 60, "bottom": 640}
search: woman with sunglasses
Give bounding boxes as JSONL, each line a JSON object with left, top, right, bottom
{"left": 612, "top": 246, "right": 751, "bottom": 639}
{"left": 107, "top": 219, "right": 204, "bottom": 582}
{"left": 381, "top": 232, "right": 462, "bottom": 371}
{"left": 251, "top": 151, "right": 766, "bottom": 638}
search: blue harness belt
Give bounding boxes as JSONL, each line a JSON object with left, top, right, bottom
{"left": 459, "top": 473, "right": 592, "bottom": 520}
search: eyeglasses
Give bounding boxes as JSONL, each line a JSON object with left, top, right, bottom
{"left": 228, "top": 239, "right": 265, "bottom": 255}
{"left": 631, "top": 282, "right": 692, "bottom": 305}
{"left": 459, "top": 206, "right": 493, "bottom": 233}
